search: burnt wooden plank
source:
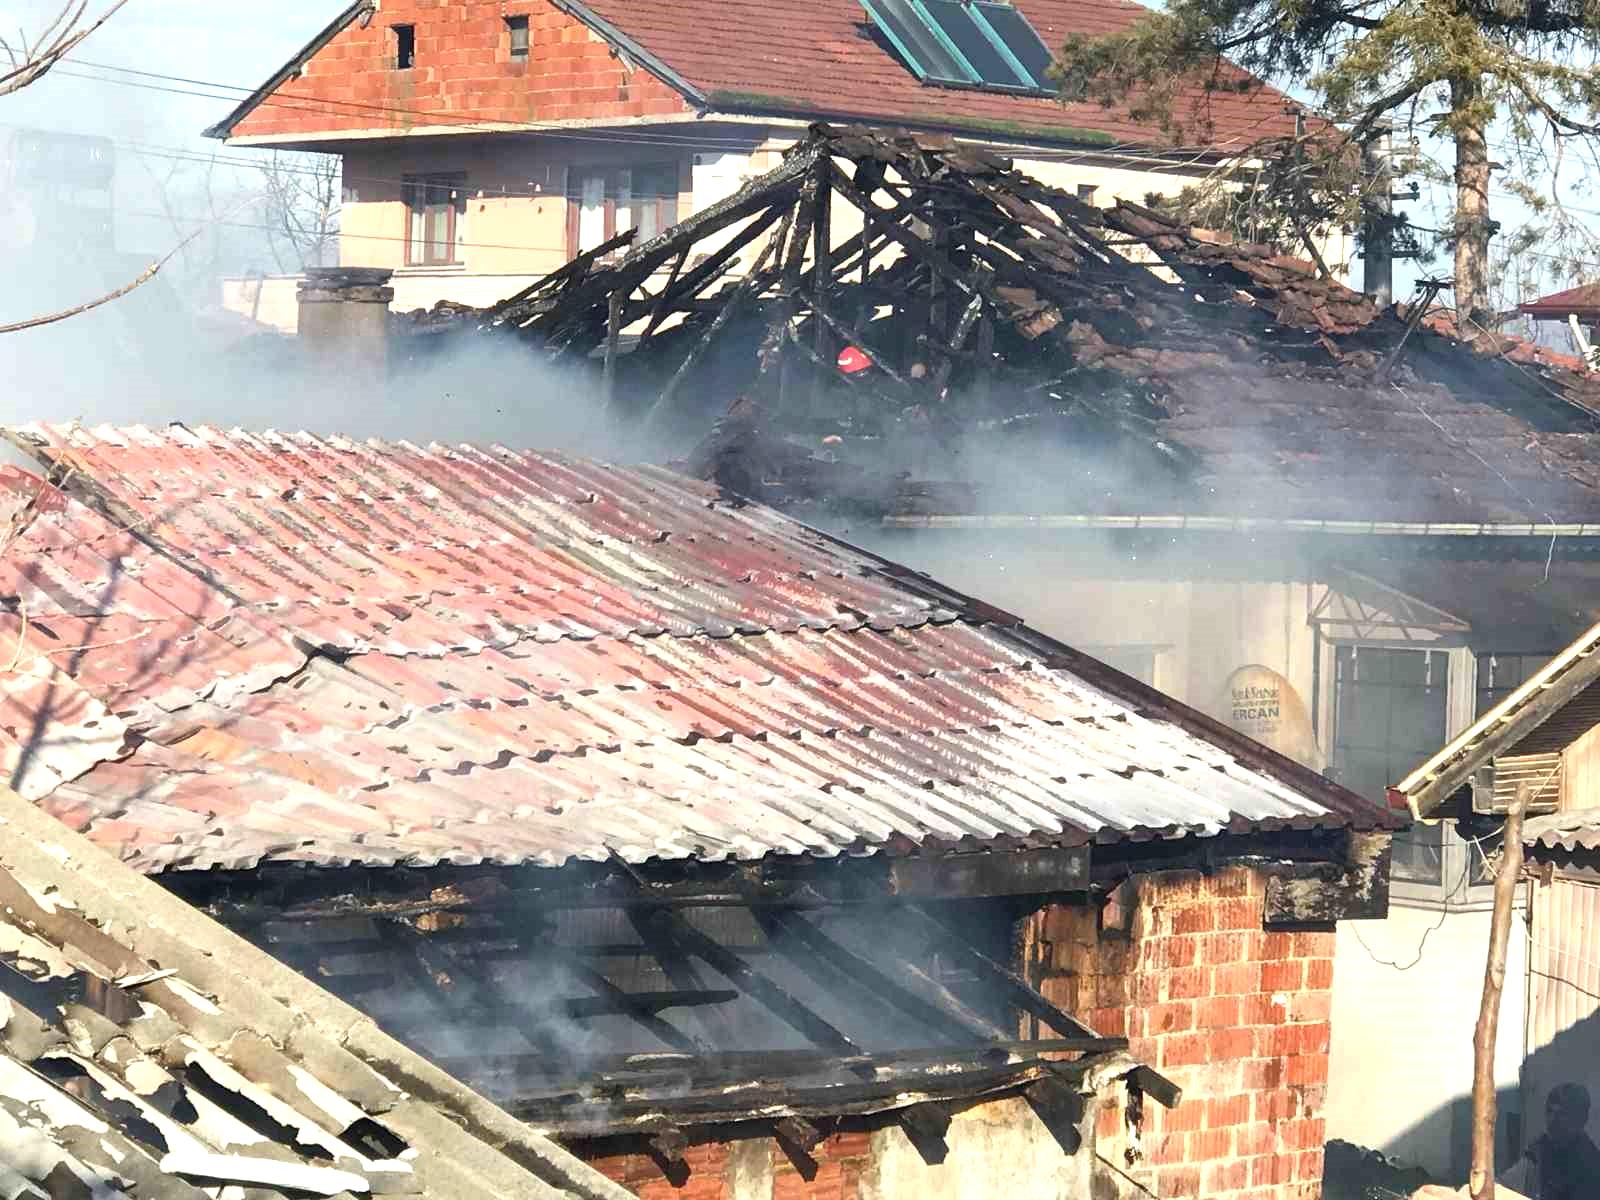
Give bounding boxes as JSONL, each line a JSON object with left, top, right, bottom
{"left": 900, "top": 905, "right": 1100, "bottom": 1041}
{"left": 638, "top": 907, "right": 861, "bottom": 1055}
{"left": 758, "top": 908, "right": 1006, "bottom": 1042}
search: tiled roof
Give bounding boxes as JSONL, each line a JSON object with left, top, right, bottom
{"left": 1519, "top": 282, "right": 1600, "bottom": 319}
{"left": 0, "top": 423, "right": 1389, "bottom": 874}
{"left": 0, "top": 780, "right": 627, "bottom": 1200}
{"left": 574, "top": 0, "right": 1301, "bottom": 149}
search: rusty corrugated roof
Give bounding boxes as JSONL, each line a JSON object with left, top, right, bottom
{"left": 0, "top": 423, "right": 1389, "bottom": 874}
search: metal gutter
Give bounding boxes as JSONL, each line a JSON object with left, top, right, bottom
{"left": 881, "top": 514, "right": 1600, "bottom": 537}
{"left": 546, "top": 0, "right": 708, "bottom": 108}
{"left": 202, "top": 0, "right": 375, "bottom": 140}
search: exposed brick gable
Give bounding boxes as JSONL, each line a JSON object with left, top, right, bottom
{"left": 229, "top": 0, "right": 690, "bottom": 141}
{"left": 1040, "top": 867, "right": 1334, "bottom": 1200}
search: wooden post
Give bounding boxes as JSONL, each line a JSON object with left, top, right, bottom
{"left": 601, "top": 289, "right": 623, "bottom": 412}
{"left": 1470, "top": 783, "right": 1529, "bottom": 1200}
{"left": 810, "top": 158, "right": 833, "bottom": 405}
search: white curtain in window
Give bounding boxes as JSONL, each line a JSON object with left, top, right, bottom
{"left": 578, "top": 174, "right": 606, "bottom": 253}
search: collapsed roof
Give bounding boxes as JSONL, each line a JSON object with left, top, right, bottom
{"left": 451, "top": 124, "right": 1600, "bottom": 528}
{"left": 0, "top": 781, "right": 626, "bottom": 1200}
{"left": 0, "top": 422, "right": 1389, "bottom": 877}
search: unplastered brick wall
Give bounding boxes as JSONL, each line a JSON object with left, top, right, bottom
{"left": 230, "top": 0, "right": 691, "bottom": 141}
{"left": 587, "top": 1132, "right": 872, "bottom": 1200}
{"left": 1023, "top": 865, "right": 1333, "bottom": 1200}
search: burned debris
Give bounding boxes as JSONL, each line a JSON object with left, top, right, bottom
{"left": 440, "top": 123, "right": 1600, "bottom": 524}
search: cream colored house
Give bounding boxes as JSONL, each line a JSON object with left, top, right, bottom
{"left": 209, "top": 0, "right": 1347, "bottom": 330}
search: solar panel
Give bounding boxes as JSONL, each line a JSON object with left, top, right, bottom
{"left": 920, "top": 0, "right": 1032, "bottom": 88}
{"left": 973, "top": 2, "right": 1058, "bottom": 89}
{"left": 860, "top": 0, "right": 975, "bottom": 83}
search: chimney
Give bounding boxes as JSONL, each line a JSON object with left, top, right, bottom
{"left": 296, "top": 266, "right": 393, "bottom": 382}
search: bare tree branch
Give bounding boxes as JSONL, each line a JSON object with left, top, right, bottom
{"left": 0, "top": 226, "right": 202, "bottom": 334}
{"left": 0, "top": 0, "right": 129, "bottom": 98}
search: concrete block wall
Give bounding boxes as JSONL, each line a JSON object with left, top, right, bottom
{"left": 230, "top": 0, "right": 690, "bottom": 141}
{"left": 1026, "top": 865, "right": 1334, "bottom": 1200}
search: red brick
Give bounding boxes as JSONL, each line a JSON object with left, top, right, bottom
{"left": 1241, "top": 1057, "right": 1285, "bottom": 1091}
{"left": 1262, "top": 1023, "right": 1327, "bottom": 1058}
{"left": 1294, "top": 1084, "right": 1329, "bottom": 1116}
{"left": 1288, "top": 991, "right": 1333, "bottom": 1024}
{"left": 1238, "top": 1121, "right": 1282, "bottom": 1157}
{"left": 1241, "top": 992, "right": 1289, "bottom": 1025}
{"left": 1162, "top": 1032, "right": 1210, "bottom": 1068}
{"left": 1206, "top": 869, "right": 1256, "bottom": 898}
{"left": 1298, "top": 1149, "right": 1327, "bottom": 1181}
{"left": 1204, "top": 1158, "right": 1254, "bottom": 1193}
{"left": 1286, "top": 1053, "right": 1329, "bottom": 1086}
{"left": 1202, "top": 932, "right": 1251, "bottom": 965}
{"left": 1255, "top": 930, "right": 1295, "bottom": 960}
{"left": 1158, "top": 1166, "right": 1202, "bottom": 1197}
{"left": 1150, "top": 1132, "right": 1190, "bottom": 1165}
{"left": 1215, "top": 898, "right": 1259, "bottom": 930}
{"left": 1256, "top": 1090, "right": 1299, "bottom": 1122}
{"left": 1252, "top": 1153, "right": 1299, "bottom": 1187}
{"left": 1162, "top": 1099, "right": 1206, "bottom": 1132}
{"left": 1098, "top": 1102, "right": 1125, "bottom": 1141}
{"left": 1306, "top": 957, "right": 1335, "bottom": 989}
{"left": 1148, "top": 1001, "right": 1195, "bottom": 1035}
{"left": 1280, "top": 1118, "right": 1326, "bottom": 1151}
{"left": 1261, "top": 960, "right": 1304, "bottom": 991}
{"left": 1206, "top": 1093, "right": 1253, "bottom": 1128}
{"left": 1293, "top": 930, "right": 1335, "bottom": 957}
{"left": 1214, "top": 963, "right": 1263, "bottom": 996}
{"left": 1174, "top": 905, "right": 1217, "bottom": 934}
{"left": 1148, "top": 936, "right": 1200, "bottom": 970}
{"left": 1196, "top": 995, "right": 1240, "bottom": 1029}
{"left": 1192, "top": 1127, "right": 1233, "bottom": 1160}
{"left": 1168, "top": 966, "right": 1212, "bottom": 1000}
{"left": 1209, "top": 1026, "right": 1256, "bottom": 1059}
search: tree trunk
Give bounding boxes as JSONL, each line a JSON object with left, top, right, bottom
{"left": 1452, "top": 75, "right": 1493, "bottom": 334}
{"left": 1468, "top": 784, "right": 1528, "bottom": 1200}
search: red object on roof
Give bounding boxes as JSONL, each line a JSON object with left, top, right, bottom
{"left": 0, "top": 424, "right": 1389, "bottom": 875}
{"left": 212, "top": 0, "right": 1301, "bottom": 153}
{"left": 837, "top": 345, "right": 873, "bottom": 374}
{"left": 1518, "top": 282, "right": 1600, "bottom": 321}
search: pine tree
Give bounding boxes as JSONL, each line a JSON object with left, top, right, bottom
{"left": 1054, "top": 0, "right": 1600, "bottom": 329}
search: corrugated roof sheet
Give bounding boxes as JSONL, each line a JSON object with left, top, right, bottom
{"left": 0, "top": 423, "right": 1389, "bottom": 873}
{"left": 1524, "top": 809, "right": 1600, "bottom": 855}
{"left": 0, "top": 781, "right": 627, "bottom": 1200}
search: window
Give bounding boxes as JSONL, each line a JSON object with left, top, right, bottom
{"left": 1477, "top": 652, "right": 1555, "bottom": 716}
{"left": 857, "top": 0, "right": 1056, "bottom": 93}
{"left": 1076, "top": 184, "right": 1098, "bottom": 204}
{"left": 507, "top": 15, "right": 529, "bottom": 60}
{"left": 566, "top": 163, "right": 681, "bottom": 257}
{"left": 394, "top": 24, "right": 415, "bottom": 70}
{"left": 1331, "top": 645, "right": 1450, "bottom": 881}
{"left": 402, "top": 174, "right": 464, "bottom": 266}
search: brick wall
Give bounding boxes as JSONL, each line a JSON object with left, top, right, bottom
{"left": 584, "top": 1130, "right": 874, "bottom": 1200}
{"left": 1024, "top": 865, "right": 1334, "bottom": 1200}
{"left": 231, "top": 1, "right": 691, "bottom": 141}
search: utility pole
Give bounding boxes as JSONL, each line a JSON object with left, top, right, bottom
{"left": 1363, "top": 124, "right": 1394, "bottom": 309}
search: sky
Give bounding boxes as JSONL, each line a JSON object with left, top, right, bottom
{"left": 0, "top": 0, "right": 339, "bottom": 267}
